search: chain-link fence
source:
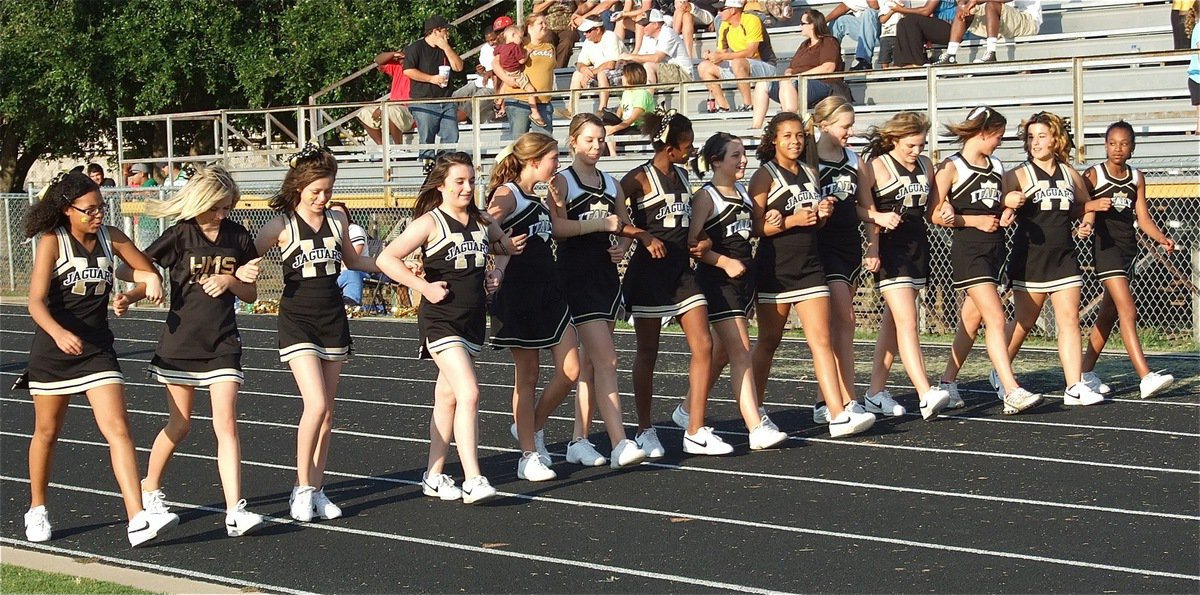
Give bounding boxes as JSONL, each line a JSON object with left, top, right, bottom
{"left": 4, "top": 166, "right": 1198, "bottom": 350}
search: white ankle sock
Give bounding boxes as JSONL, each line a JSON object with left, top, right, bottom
{"left": 986, "top": 37, "right": 997, "bottom": 52}
{"left": 946, "top": 42, "right": 960, "bottom": 55}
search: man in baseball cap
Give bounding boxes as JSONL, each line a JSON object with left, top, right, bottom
{"left": 492, "top": 15, "right": 514, "bottom": 32}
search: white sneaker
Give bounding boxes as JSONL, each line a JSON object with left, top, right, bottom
{"left": 812, "top": 402, "right": 831, "bottom": 424}
{"left": 511, "top": 423, "right": 552, "bottom": 466}
{"left": 749, "top": 423, "right": 788, "bottom": 450}
{"left": 422, "top": 472, "right": 462, "bottom": 501}
{"left": 635, "top": 427, "right": 666, "bottom": 459}
{"left": 671, "top": 403, "right": 690, "bottom": 429}
{"left": 566, "top": 437, "right": 608, "bottom": 466}
{"left": 24, "top": 506, "right": 51, "bottom": 542}
{"left": 141, "top": 486, "right": 169, "bottom": 514}
{"left": 940, "top": 380, "right": 965, "bottom": 409}
{"left": 225, "top": 500, "right": 264, "bottom": 537}
{"left": 1140, "top": 371, "right": 1174, "bottom": 399}
{"left": 312, "top": 488, "right": 342, "bottom": 520}
{"left": 289, "top": 486, "right": 315, "bottom": 522}
{"left": 517, "top": 451, "right": 557, "bottom": 482}
{"left": 989, "top": 369, "right": 1006, "bottom": 400}
{"left": 828, "top": 408, "right": 875, "bottom": 438}
{"left": 1063, "top": 382, "right": 1104, "bottom": 406}
{"left": 127, "top": 509, "right": 180, "bottom": 547}
{"left": 919, "top": 387, "right": 952, "bottom": 421}
{"left": 1081, "top": 371, "right": 1111, "bottom": 395}
{"left": 682, "top": 426, "right": 734, "bottom": 455}
{"left": 757, "top": 407, "right": 780, "bottom": 431}
{"left": 610, "top": 438, "right": 647, "bottom": 468}
{"left": 1002, "top": 387, "right": 1042, "bottom": 415}
{"left": 863, "top": 390, "right": 906, "bottom": 417}
{"left": 461, "top": 476, "right": 497, "bottom": 504}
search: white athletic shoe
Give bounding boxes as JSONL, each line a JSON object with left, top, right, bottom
{"left": 682, "top": 426, "right": 734, "bottom": 455}
{"left": 141, "top": 486, "right": 169, "bottom": 514}
{"left": 566, "top": 438, "right": 608, "bottom": 466}
{"left": 1063, "top": 382, "right": 1104, "bottom": 406}
{"left": 1002, "top": 387, "right": 1042, "bottom": 415}
{"left": 863, "top": 390, "right": 906, "bottom": 417}
{"left": 940, "top": 380, "right": 965, "bottom": 409}
{"left": 919, "top": 387, "right": 952, "bottom": 421}
{"left": 812, "top": 402, "right": 831, "bottom": 424}
{"left": 757, "top": 407, "right": 780, "bottom": 431}
{"left": 749, "top": 423, "right": 788, "bottom": 450}
{"left": 989, "top": 369, "right": 1006, "bottom": 400}
{"left": 635, "top": 427, "right": 666, "bottom": 459}
{"left": 422, "top": 472, "right": 462, "bottom": 501}
{"left": 1140, "top": 371, "right": 1174, "bottom": 399}
{"left": 828, "top": 408, "right": 875, "bottom": 438}
{"left": 312, "top": 488, "right": 343, "bottom": 520}
{"left": 289, "top": 486, "right": 315, "bottom": 522}
{"left": 610, "top": 438, "right": 647, "bottom": 468}
{"left": 671, "top": 403, "right": 690, "bottom": 429}
{"left": 24, "top": 506, "right": 51, "bottom": 542}
{"left": 461, "top": 476, "right": 497, "bottom": 504}
{"left": 511, "top": 423, "right": 552, "bottom": 466}
{"left": 1081, "top": 371, "right": 1111, "bottom": 395}
{"left": 127, "top": 509, "right": 180, "bottom": 547}
{"left": 517, "top": 451, "right": 557, "bottom": 482}
{"left": 225, "top": 500, "right": 265, "bottom": 537}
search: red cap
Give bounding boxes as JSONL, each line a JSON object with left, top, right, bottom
{"left": 493, "top": 15, "right": 514, "bottom": 31}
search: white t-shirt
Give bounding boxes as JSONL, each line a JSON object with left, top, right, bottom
{"left": 348, "top": 223, "right": 369, "bottom": 257}
{"left": 642, "top": 25, "right": 693, "bottom": 72}
{"left": 879, "top": 0, "right": 911, "bottom": 38}
{"left": 577, "top": 30, "right": 623, "bottom": 67}
{"left": 1013, "top": 0, "right": 1043, "bottom": 26}
{"left": 474, "top": 43, "right": 496, "bottom": 89}
{"left": 841, "top": 0, "right": 876, "bottom": 15}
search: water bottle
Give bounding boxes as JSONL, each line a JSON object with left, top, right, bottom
{"left": 706, "top": 95, "right": 716, "bottom": 113}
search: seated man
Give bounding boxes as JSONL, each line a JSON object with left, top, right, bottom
{"left": 358, "top": 49, "right": 416, "bottom": 145}
{"left": 568, "top": 18, "right": 624, "bottom": 113}
{"left": 932, "top": 0, "right": 1042, "bottom": 64}
{"left": 826, "top": 0, "right": 882, "bottom": 71}
{"left": 696, "top": 0, "right": 776, "bottom": 112}
{"left": 620, "top": 9, "right": 695, "bottom": 84}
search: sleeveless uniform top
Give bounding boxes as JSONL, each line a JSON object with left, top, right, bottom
{"left": 698, "top": 181, "right": 754, "bottom": 264}
{"left": 761, "top": 161, "right": 823, "bottom": 248}
{"left": 421, "top": 208, "right": 490, "bottom": 311}
{"left": 630, "top": 161, "right": 693, "bottom": 250}
{"left": 946, "top": 152, "right": 1005, "bottom": 243}
{"left": 497, "top": 182, "right": 555, "bottom": 277}
{"left": 46, "top": 226, "right": 116, "bottom": 344}
{"left": 556, "top": 166, "right": 620, "bottom": 254}
{"left": 818, "top": 148, "right": 861, "bottom": 235}
{"left": 1089, "top": 163, "right": 1140, "bottom": 246}
{"left": 873, "top": 154, "right": 930, "bottom": 235}
{"left": 1014, "top": 161, "right": 1075, "bottom": 247}
{"left": 144, "top": 219, "right": 256, "bottom": 359}
{"left": 279, "top": 210, "right": 345, "bottom": 299}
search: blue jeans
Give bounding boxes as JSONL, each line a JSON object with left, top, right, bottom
{"left": 338, "top": 269, "right": 367, "bottom": 304}
{"left": 767, "top": 79, "right": 837, "bottom": 108}
{"left": 829, "top": 8, "right": 881, "bottom": 64}
{"left": 410, "top": 101, "right": 460, "bottom": 161}
{"left": 502, "top": 100, "right": 553, "bottom": 141}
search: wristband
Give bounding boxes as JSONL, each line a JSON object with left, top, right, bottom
{"left": 578, "top": 218, "right": 609, "bottom": 234}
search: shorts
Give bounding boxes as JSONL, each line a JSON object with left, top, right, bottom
{"left": 357, "top": 103, "right": 415, "bottom": 133}
{"left": 879, "top": 36, "right": 898, "bottom": 65}
{"left": 967, "top": 4, "right": 1040, "bottom": 38}
{"left": 511, "top": 71, "right": 532, "bottom": 91}
{"left": 674, "top": 1, "right": 715, "bottom": 27}
{"left": 656, "top": 62, "right": 695, "bottom": 84}
{"left": 1190, "top": 78, "right": 1199, "bottom": 106}
{"left": 719, "top": 59, "right": 777, "bottom": 80}
{"left": 586, "top": 69, "right": 624, "bottom": 87}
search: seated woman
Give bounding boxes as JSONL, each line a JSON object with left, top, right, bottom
{"left": 751, "top": 9, "right": 850, "bottom": 129}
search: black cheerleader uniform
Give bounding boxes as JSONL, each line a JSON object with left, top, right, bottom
{"left": 817, "top": 148, "right": 863, "bottom": 285}
{"left": 756, "top": 161, "right": 830, "bottom": 304}
{"left": 555, "top": 166, "right": 623, "bottom": 324}
{"left": 1009, "top": 161, "right": 1082, "bottom": 293}
{"left": 695, "top": 182, "right": 756, "bottom": 322}
{"left": 622, "top": 162, "right": 706, "bottom": 318}
{"left": 143, "top": 219, "right": 257, "bottom": 386}
{"left": 24, "top": 227, "right": 123, "bottom": 396}
{"left": 946, "top": 153, "right": 1006, "bottom": 291}
{"left": 872, "top": 155, "right": 931, "bottom": 292}
{"left": 1090, "top": 163, "right": 1142, "bottom": 281}
{"left": 277, "top": 211, "right": 351, "bottom": 362}
{"left": 418, "top": 208, "right": 490, "bottom": 359}
{"left": 489, "top": 183, "right": 571, "bottom": 349}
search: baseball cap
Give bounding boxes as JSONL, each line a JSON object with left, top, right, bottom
{"left": 638, "top": 8, "right": 668, "bottom": 25}
{"left": 577, "top": 18, "right": 602, "bottom": 32}
{"left": 713, "top": 0, "right": 745, "bottom": 9}
{"left": 130, "top": 163, "right": 152, "bottom": 175}
{"left": 423, "top": 14, "right": 450, "bottom": 35}
{"left": 492, "top": 15, "right": 513, "bottom": 32}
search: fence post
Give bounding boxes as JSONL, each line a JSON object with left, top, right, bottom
{"left": 1193, "top": 238, "right": 1199, "bottom": 347}
{"left": 1072, "top": 56, "right": 1085, "bottom": 165}
{"left": 4, "top": 197, "right": 13, "bottom": 291}
{"left": 927, "top": 69, "right": 939, "bottom": 162}
{"left": 472, "top": 96, "right": 484, "bottom": 209}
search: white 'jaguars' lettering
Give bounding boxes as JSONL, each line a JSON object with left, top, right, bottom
{"left": 654, "top": 200, "right": 691, "bottom": 228}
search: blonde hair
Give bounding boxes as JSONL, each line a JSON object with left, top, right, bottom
{"left": 863, "top": 111, "right": 931, "bottom": 159}
{"left": 145, "top": 166, "right": 240, "bottom": 222}
{"left": 1019, "top": 111, "right": 1073, "bottom": 163}
{"left": 944, "top": 105, "right": 1007, "bottom": 144}
{"left": 486, "top": 132, "right": 559, "bottom": 197}
{"left": 812, "top": 95, "right": 854, "bottom": 128}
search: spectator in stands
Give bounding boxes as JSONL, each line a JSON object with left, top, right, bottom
{"left": 329, "top": 202, "right": 372, "bottom": 307}
{"left": 1172, "top": 0, "right": 1197, "bottom": 50}
{"left": 533, "top": 1, "right": 588, "bottom": 69}
{"left": 698, "top": 0, "right": 775, "bottom": 113}
{"left": 577, "top": 0, "right": 623, "bottom": 29}
{"left": 751, "top": 9, "right": 849, "bottom": 129}
{"left": 620, "top": 8, "right": 695, "bottom": 83}
{"left": 359, "top": 49, "right": 416, "bottom": 145}
{"left": 827, "top": 0, "right": 882, "bottom": 71}
{"left": 127, "top": 163, "right": 158, "bottom": 187}
{"left": 568, "top": 18, "right": 623, "bottom": 114}
{"left": 495, "top": 24, "right": 548, "bottom": 128}
{"left": 1188, "top": 2, "right": 1199, "bottom": 133}
{"left": 495, "top": 13, "right": 558, "bottom": 139}
{"left": 452, "top": 22, "right": 502, "bottom": 122}
{"left": 86, "top": 163, "right": 115, "bottom": 187}
{"left": 891, "top": 0, "right": 958, "bottom": 67}
{"left": 671, "top": 1, "right": 718, "bottom": 58}
{"left": 614, "top": 0, "right": 656, "bottom": 53}
{"left": 877, "top": 0, "right": 910, "bottom": 68}
{"left": 601, "top": 63, "right": 655, "bottom": 155}
{"left": 165, "top": 162, "right": 188, "bottom": 187}
{"left": 931, "top": 0, "right": 1042, "bottom": 65}
{"left": 405, "top": 15, "right": 465, "bottom": 174}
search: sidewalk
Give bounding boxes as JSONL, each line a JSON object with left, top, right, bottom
{"left": 2, "top": 546, "right": 242, "bottom": 594}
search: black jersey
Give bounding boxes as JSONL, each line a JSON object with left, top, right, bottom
{"left": 496, "top": 182, "right": 555, "bottom": 275}
{"left": 144, "top": 219, "right": 257, "bottom": 359}
{"left": 422, "top": 208, "right": 490, "bottom": 306}
{"left": 698, "top": 182, "right": 754, "bottom": 263}
{"left": 761, "top": 161, "right": 823, "bottom": 247}
{"left": 557, "top": 166, "right": 620, "bottom": 254}
{"left": 630, "top": 161, "right": 692, "bottom": 249}
{"left": 45, "top": 226, "right": 116, "bottom": 343}
{"left": 873, "top": 154, "right": 930, "bottom": 223}
{"left": 1089, "top": 163, "right": 1140, "bottom": 245}
{"left": 1015, "top": 161, "right": 1075, "bottom": 247}
{"left": 279, "top": 210, "right": 345, "bottom": 299}
{"left": 946, "top": 152, "right": 1005, "bottom": 243}
{"left": 818, "top": 148, "right": 861, "bottom": 233}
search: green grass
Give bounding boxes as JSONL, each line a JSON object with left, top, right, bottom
{"left": 0, "top": 564, "right": 155, "bottom": 594}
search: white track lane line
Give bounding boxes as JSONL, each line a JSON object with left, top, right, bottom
{"left": 2, "top": 455, "right": 1197, "bottom": 583}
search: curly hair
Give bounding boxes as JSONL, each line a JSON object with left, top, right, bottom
{"left": 757, "top": 111, "right": 811, "bottom": 163}
{"left": 862, "top": 111, "right": 931, "bottom": 159}
{"left": 413, "top": 152, "right": 484, "bottom": 224}
{"left": 1019, "top": 111, "right": 1073, "bottom": 163}
{"left": 24, "top": 172, "right": 100, "bottom": 238}
{"left": 268, "top": 146, "right": 338, "bottom": 212}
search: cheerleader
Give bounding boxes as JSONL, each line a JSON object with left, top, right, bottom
{"left": 1003, "top": 112, "right": 1105, "bottom": 406}
{"left": 750, "top": 112, "right": 875, "bottom": 438}
{"left": 858, "top": 112, "right": 955, "bottom": 419}
{"left": 1080, "top": 121, "right": 1176, "bottom": 399}
{"left": 548, "top": 114, "right": 647, "bottom": 468}
{"left": 19, "top": 172, "right": 179, "bottom": 546}
{"left": 376, "top": 152, "right": 518, "bottom": 503}
{"left": 682, "top": 132, "right": 789, "bottom": 450}
{"left": 114, "top": 167, "right": 264, "bottom": 536}
{"left": 621, "top": 110, "right": 732, "bottom": 457}
{"left": 931, "top": 106, "right": 1042, "bottom": 414}
{"left": 253, "top": 145, "right": 380, "bottom": 521}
